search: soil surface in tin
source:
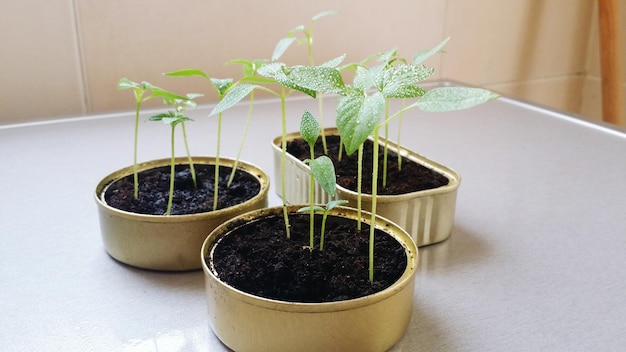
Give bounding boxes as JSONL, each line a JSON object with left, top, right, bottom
{"left": 104, "top": 164, "right": 261, "bottom": 215}
{"left": 210, "top": 213, "right": 408, "bottom": 303}
{"left": 286, "top": 135, "right": 449, "bottom": 195}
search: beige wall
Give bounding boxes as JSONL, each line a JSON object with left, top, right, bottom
{"left": 0, "top": 0, "right": 623, "bottom": 125}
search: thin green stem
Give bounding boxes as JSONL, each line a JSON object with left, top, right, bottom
{"left": 181, "top": 122, "right": 196, "bottom": 188}
{"left": 308, "top": 144, "right": 315, "bottom": 250}
{"left": 133, "top": 100, "right": 141, "bottom": 199}
{"left": 213, "top": 112, "right": 223, "bottom": 211}
{"left": 356, "top": 144, "right": 363, "bottom": 231}
{"left": 369, "top": 126, "right": 382, "bottom": 283}
{"left": 166, "top": 125, "right": 176, "bottom": 216}
{"left": 228, "top": 91, "right": 255, "bottom": 187}
{"left": 320, "top": 212, "right": 328, "bottom": 251}
{"left": 318, "top": 94, "right": 327, "bottom": 154}
{"left": 397, "top": 99, "right": 406, "bottom": 170}
{"left": 280, "top": 87, "right": 291, "bottom": 239}
{"left": 382, "top": 100, "right": 390, "bottom": 188}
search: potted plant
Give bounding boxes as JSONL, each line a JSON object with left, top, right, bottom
{"left": 201, "top": 110, "right": 419, "bottom": 351}
{"left": 272, "top": 37, "right": 498, "bottom": 246}
{"left": 94, "top": 79, "right": 270, "bottom": 271}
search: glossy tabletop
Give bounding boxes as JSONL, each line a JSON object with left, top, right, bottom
{"left": 2, "top": 82, "right": 626, "bottom": 351}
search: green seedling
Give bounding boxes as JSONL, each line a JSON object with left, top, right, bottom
{"left": 210, "top": 37, "right": 318, "bottom": 239}
{"left": 296, "top": 110, "right": 344, "bottom": 250}
{"left": 148, "top": 93, "right": 201, "bottom": 215}
{"left": 164, "top": 69, "right": 259, "bottom": 211}
{"left": 283, "top": 38, "right": 499, "bottom": 281}
{"left": 298, "top": 199, "right": 348, "bottom": 251}
{"left": 117, "top": 78, "right": 190, "bottom": 199}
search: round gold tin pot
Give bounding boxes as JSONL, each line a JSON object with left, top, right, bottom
{"left": 272, "top": 128, "right": 460, "bottom": 247}
{"left": 95, "top": 157, "right": 269, "bottom": 271}
{"left": 201, "top": 205, "right": 418, "bottom": 352}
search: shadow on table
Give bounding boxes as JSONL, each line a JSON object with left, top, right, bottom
{"left": 417, "top": 224, "right": 490, "bottom": 274}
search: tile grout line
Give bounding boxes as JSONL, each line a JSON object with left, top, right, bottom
{"left": 70, "top": 0, "right": 91, "bottom": 114}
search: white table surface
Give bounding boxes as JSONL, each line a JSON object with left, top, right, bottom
{"left": 2, "top": 81, "right": 626, "bottom": 351}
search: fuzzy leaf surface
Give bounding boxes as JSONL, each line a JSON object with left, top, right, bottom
{"left": 336, "top": 92, "right": 385, "bottom": 155}
{"left": 309, "top": 155, "right": 337, "bottom": 196}
{"left": 417, "top": 87, "right": 499, "bottom": 112}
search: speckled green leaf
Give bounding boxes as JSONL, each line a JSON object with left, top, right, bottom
{"left": 417, "top": 87, "right": 499, "bottom": 112}
{"left": 336, "top": 92, "right": 385, "bottom": 155}
{"left": 309, "top": 156, "right": 337, "bottom": 196}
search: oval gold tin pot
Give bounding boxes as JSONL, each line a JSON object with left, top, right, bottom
{"left": 95, "top": 157, "right": 269, "bottom": 271}
{"left": 201, "top": 205, "right": 419, "bottom": 352}
{"left": 272, "top": 128, "right": 461, "bottom": 247}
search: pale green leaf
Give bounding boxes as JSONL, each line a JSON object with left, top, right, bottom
{"left": 163, "top": 69, "right": 210, "bottom": 81}
{"left": 272, "top": 37, "right": 296, "bottom": 61}
{"left": 413, "top": 37, "right": 450, "bottom": 65}
{"left": 209, "top": 84, "right": 256, "bottom": 116}
{"left": 380, "top": 64, "right": 433, "bottom": 98}
{"left": 326, "top": 199, "right": 348, "bottom": 211}
{"left": 312, "top": 10, "right": 338, "bottom": 22}
{"left": 417, "top": 87, "right": 499, "bottom": 112}
{"left": 210, "top": 78, "right": 234, "bottom": 96}
{"left": 336, "top": 92, "right": 385, "bottom": 155}
{"left": 297, "top": 205, "right": 325, "bottom": 213}
{"left": 283, "top": 65, "right": 346, "bottom": 95}
{"left": 300, "top": 110, "right": 320, "bottom": 146}
{"left": 309, "top": 156, "right": 337, "bottom": 197}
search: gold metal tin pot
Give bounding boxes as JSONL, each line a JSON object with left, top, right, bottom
{"left": 272, "top": 128, "right": 461, "bottom": 247}
{"left": 94, "top": 157, "right": 269, "bottom": 271}
{"left": 201, "top": 205, "right": 418, "bottom": 352}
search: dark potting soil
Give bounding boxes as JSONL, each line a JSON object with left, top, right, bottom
{"left": 104, "top": 164, "right": 261, "bottom": 215}
{"left": 286, "top": 135, "right": 449, "bottom": 195}
{"left": 209, "top": 213, "right": 408, "bottom": 303}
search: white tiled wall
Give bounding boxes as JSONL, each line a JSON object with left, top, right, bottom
{"left": 1, "top": 0, "right": 624, "bottom": 125}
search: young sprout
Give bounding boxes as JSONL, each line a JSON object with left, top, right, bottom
{"left": 116, "top": 78, "right": 189, "bottom": 199}
{"left": 298, "top": 199, "right": 348, "bottom": 251}
{"left": 164, "top": 69, "right": 258, "bottom": 211}
{"left": 148, "top": 94, "right": 199, "bottom": 215}
{"left": 296, "top": 109, "right": 342, "bottom": 251}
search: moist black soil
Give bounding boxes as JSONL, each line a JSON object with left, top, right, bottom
{"left": 104, "top": 164, "right": 261, "bottom": 215}
{"left": 286, "top": 135, "right": 449, "bottom": 195}
{"left": 209, "top": 213, "right": 407, "bottom": 303}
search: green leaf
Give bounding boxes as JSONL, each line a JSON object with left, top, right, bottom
{"left": 353, "top": 66, "right": 376, "bottom": 91}
{"left": 149, "top": 86, "right": 190, "bottom": 103}
{"left": 258, "top": 62, "right": 316, "bottom": 98}
{"left": 336, "top": 92, "right": 385, "bottom": 155}
{"left": 309, "top": 156, "right": 337, "bottom": 197}
{"left": 297, "top": 205, "right": 325, "bottom": 213}
{"left": 326, "top": 199, "right": 349, "bottom": 211}
{"left": 211, "top": 78, "right": 234, "bottom": 96}
{"left": 163, "top": 69, "right": 210, "bottom": 81}
{"left": 117, "top": 77, "right": 139, "bottom": 90}
{"left": 283, "top": 65, "right": 346, "bottom": 95}
{"left": 300, "top": 110, "right": 320, "bottom": 146}
{"left": 380, "top": 64, "right": 433, "bottom": 98}
{"left": 312, "top": 10, "right": 338, "bottom": 22}
{"left": 320, "top": 54, "right": 346, "bottom": 68}
{"left": 272, "top": 37, "right": 296, "bottom": 61}
{"left": 148, "top": 112, "right": 174, "bottom": 121}
{"left": 376, "top": 48, "right": 398, "bottom": 64}
{"left": 414, "top": 37, "right": 450, "bottom": 65}
{"left": 416, "top": 87, "right": 499, "bottom": 112}
{"left": 209, "top": 84, "right": 256, "bottom": 116}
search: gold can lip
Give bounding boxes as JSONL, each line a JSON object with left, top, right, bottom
{"left": 202, "top": 204, "right": 418, "bottom": 311}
